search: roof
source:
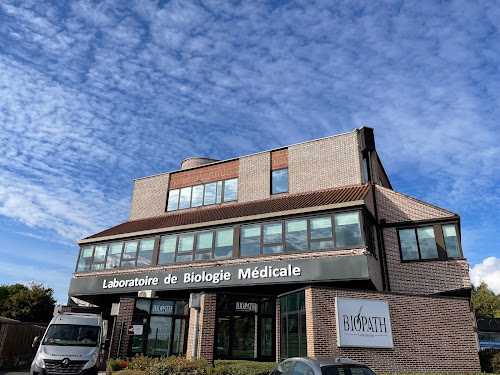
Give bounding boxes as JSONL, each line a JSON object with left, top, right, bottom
{"left": 82, "top": 184, "right": 371, "bottom": 242}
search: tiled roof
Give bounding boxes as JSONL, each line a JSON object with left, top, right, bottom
{"left": 83, "top": 184, "right": 371, "bottom": 240}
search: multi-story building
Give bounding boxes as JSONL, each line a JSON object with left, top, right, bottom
{"left": 69, "top": 127, "right": 480, "bottom": 373}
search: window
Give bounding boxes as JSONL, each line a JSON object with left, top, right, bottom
{"left": 166, "top": 178, "right": 238, "bottom": 211}
{"left": 240, "top": 212, "right": 364, "bottom": 257}
{"left": 399, "top": 224, "right": 462, "bottom": 261}
{"left": 280, "top": 291, "right": 307, "bottom": 358}
{"left": 272, "top": 169, "right": 288, "bottom": 194}
{"left": 158, "top": 228, "right": 234, "bottom": 264}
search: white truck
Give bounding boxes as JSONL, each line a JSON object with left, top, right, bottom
{"left": 31, "top": 313, "right": 108, "bottom": 375}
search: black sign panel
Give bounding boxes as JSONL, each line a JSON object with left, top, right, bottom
{"left": 68, "top": 255, "right": 369, "bottom": 296}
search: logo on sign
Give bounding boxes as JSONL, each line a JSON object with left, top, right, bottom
{"left": 128, "top": 325, "right": 143, "bottom": 335}
{"left": 152, "top": 305, "right": 173, "bottom": 313}
{"left": 235, "top": 302, "right": 257, "bottom": 312}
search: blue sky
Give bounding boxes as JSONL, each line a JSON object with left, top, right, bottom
{"left": 0, "top": 0, "right": 499, "bottom": 303}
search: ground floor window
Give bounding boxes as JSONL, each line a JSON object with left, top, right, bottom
{"left": 280, "top": 291, "right": 306, "bottom": 359}
{"left": 215, "top": 294, "right": 275, "bottom": 360}
{"left": 129, "top": 298, "right": 189, "bottom": 356}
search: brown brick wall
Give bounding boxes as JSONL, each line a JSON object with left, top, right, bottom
{"left": 238, "top": 152, "right": 271, "bottom": 203}
{"left": 375, "top": 185, "right": 456, "bottom": 224}
{"left": 271, "top": 149, "right": 288, "bottom": 170}
{"left": 110, "top": 297, "right": 134, "bottom": 358}
{"left": 364, "top": 188, "right": 375, "bottom": 218}
{"left": 197, "top": 293, "right": 216, "bottom": 363}
{"left": 308, "top": 287, "right": 480, "bottom": 374}
{"left": 370, "top": 151, "right": 391, "bottom": 188}
{"left": 129, "top": 173, "right": 170, "bottom": 221}
{"left": 367, "top": 254, "right": 383, "bottom": 291}
{"left": 185, "top": 307, "right": 197, "bottom": 359}
{"left": 384, "top": 227, "right": 471, "bottom": 294}
{"left": 288, "top": 131, "right": 363, "bottom": 194}
{"left": 170, "top": 161, "right": 239, "bottom": 190}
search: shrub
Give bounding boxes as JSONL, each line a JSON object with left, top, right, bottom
{"left": 112, "top": 371, "right": 148, "bottom": 375}
{"left": 214, "top": 360, "right": 277, "bottom": 375}
{"left": 479, "top": 348, "right": 500, "bottom": 373}
{"left": 108, "top": 358, "right": 128, "bottom": 375}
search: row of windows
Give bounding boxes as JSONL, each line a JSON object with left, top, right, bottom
{"left": 76, "top": 211, "right": 364, "bottom": 272}
{"left": 240, "top": 212, "right": 362, "bottom": 256}
{"left": 398, "top": 224, "right": 461, "bottom": 261}
{"left": 167, "top": 178, "right": 238, "bottom": 212}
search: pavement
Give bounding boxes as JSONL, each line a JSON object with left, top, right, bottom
{"left": 0, "top": 366, "right": 30, "bottom": 375}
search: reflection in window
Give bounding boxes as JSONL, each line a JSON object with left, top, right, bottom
{"left": 224, "top": 178, "right": 238, "bottom": 202}
{"left": 158, "top": 236, "right": 176, "bottom": 264}
{"left": 137, "top": 238, "right": 155, "bottom": 266}
{"left": 215, "top": 229, "right": 233, "bottom": 258}
{"left": 443, "top": 225, "right": 460, "bottom": 257}
{"left": 106, "top": 243, "right": 122, "bottom": 269}
{"left": 167, "top": 189, "right": 179, "bottom": 211}
{"left": 272, "top": 169, "right": 288, "bottom": 194}
{"left": 399, "top": 229, "right": 419, "bottom": 260}
{"left": 241, "top": 226, "right": 261, "bottom": 256}
{"left": 334, "top": 212, "right": 362, "bottom": 247}
{"left": 191, "top": 185, "right": 203, "bottom": 207}
{"left": 204, "top": 183, "right": 216, "bottom": 205}
{"left": 417, "top": 227, "right": 438, "bottom": 259}
{"left": 179, "top": 187, "right": 192, "bottom": 209}
{"left": 285, "top": 220, "right": 308, "bottom": 252}
{"left": 93, "top": 245, "right": 107, "bottom": 262}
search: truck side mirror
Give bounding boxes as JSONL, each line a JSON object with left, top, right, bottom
{"left": 101, "top": 339, "right": 110, "bottom": 350}
{"left": 32, "top": 336, "right": 41, "bottom": 348}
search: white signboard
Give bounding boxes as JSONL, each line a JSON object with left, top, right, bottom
{"left": 335, "top": 297, "right": 393, "bottom": 348}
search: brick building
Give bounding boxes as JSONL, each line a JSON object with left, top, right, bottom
{"left": 68, "top": 127, "right": 480, "bottom": 373}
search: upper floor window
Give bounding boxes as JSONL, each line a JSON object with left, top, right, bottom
{"left": 240, "top": 211, "right": 363, "bottom": 257}
{"left": 76, "top": 237, "right": 155, "bottom": 272}
{"left": 272, "top": 169, "right": 288, "bottom": 194}
{"left": 398, "top": 223, "right": 462, "bottom": 261}
{"left": 167, "top": 178, "right": 238, "bottom": 212}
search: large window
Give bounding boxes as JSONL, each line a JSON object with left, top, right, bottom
{"left": 280, "top": 291, "right": 307, "bottom": 359}
{"left": 240, "top": 212, "right": 363, "bottom": 257}
{"left": 76, "top": 237, "right": 155, "bottom": 272}
{"left": 158, "top": 228, "right": 234, "bottom": 264}
{"left": 398, "top": 223, "right": 462, "bottom": 261}
{"left": 272, "top": 169, "right": 288, "bottom": 194}
{"left": 167, "top": 178, "right": 238, "bottom": 212}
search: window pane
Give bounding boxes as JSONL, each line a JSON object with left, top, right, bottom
{"left": 179, "top": 187, "right": 192, "bottom": 209}
{"left": 288, "top": 313, "right": 299, "bottom": 357}
{"left": 241, "top": 225, "right": 261, "bottom": 256}
{"left": 223, "top": 178, "right": 238, "bottom": 202}
{"left": 105, "top": 243, "right": 122, "bottom": 269}
{"left": 196, "top": 232, "right": 213, "bottom": 251}
{"left": 310, "top": 217, "right": 332, "bottom": 239}
{"left": 91, "top": 263, "right": 104, "bottom": 270}
{"left": 443, "top": 225, "right": 460, "bottom": 257}
{"left": 334, "top": 212, "right": 362, "bottom": 247}
{"left": 310, "top": 240, "right": 334, "bottom": 250}
{"left": 77, "top": 247, "right": 92, "bottom": 272}
{"left": 176, "top": 254, "right": 193, "bottom": 263}
{"left": 399, "top": 229, "right": 419, "bottom": 260}
{"left": 121, "top": 260, "right": 135, "bottom": 268}
{"left": 137, "top": 238, "right": 155, "bottom": 266}
{"left": 263, "top": 245, "right": 283, "bottom": 254}
{"left": 135, "top": 299, "right": 151, "bottom": 314}
{"left": 195, "top": 252, "right": 212, "bottom": 260}
{"left": 261, "top": 318, "right": 273, "bottom": 357}
{"left": 272, "top": 169, "right": 288, "bottom": 194}
{"left": 204, "top": 183, "right": 216, "bottom": 205}
{"left": 285, "top": 219, "right": 308, "bottom": 252}
{"left": 175, "top": 301, "right": 189, "bottom": 316}
{"left": 217, "top": 317, "right": 230, "bottom": 356}
{"left": 152, "top": 300, "right": 174, "bottom": 315}
{"left": 216, "top": 181, "right": 223, "bottom": 203}
{"left": 215, "top": 228, "right": 233, "bottom": 258}
{"left": 167, "top": 189, "right": 180, "bottom": 211}
{"left": 93, "top": 245, "right": 107, "bottom": 262}
{"left": 232, "top": 315, "right": 255, "bottom": 358}
{"left": 264, "top": 223, "right": 282, "bottom": 244}
{"left": 146, "top": 316, "right": 172, "bottom": 356}
{"left": 417, "top": 227, "right": 438, "bottom": 259}
{"left": 191, "top": 185, "right": 203, "bottom": 207}
{"left": 288, "top": 295, "right": 298, "bottom": 312}
{"left": 124, "top": 242, "right": 138, "bottom": 255}
{"left": 178, "top": 234, "right": 194, "bottom": 252}
{"left": 159, "top": 236, "right": 176, "bottom": 264}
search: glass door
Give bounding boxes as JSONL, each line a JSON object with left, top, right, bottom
{"left": 146, "top": 316, "right": 172, "bottom": 356}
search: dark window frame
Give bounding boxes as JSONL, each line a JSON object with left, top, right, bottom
{"left": 397, "top": 221, "right": 463, "bottom": 262}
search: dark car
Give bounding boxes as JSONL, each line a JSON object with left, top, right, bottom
{"left": 270, "top": 357, "right": 377, "bottom": 375}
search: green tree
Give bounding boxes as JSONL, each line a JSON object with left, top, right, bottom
{"left": 471, "top": 282, "right": 500, "bottom": 318}
{"left": 0, "top": 282, "right": 55, "bottom": 323}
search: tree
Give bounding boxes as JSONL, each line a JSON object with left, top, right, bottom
{"left": 471, "top": 282, "right": 500, "bottom": 318}
{"left": 0, "top": 282, "right": 56, "bottom": 323}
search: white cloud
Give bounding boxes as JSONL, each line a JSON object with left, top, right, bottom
{"left": 470, "top": 257, "right": 500, "bottom": 294}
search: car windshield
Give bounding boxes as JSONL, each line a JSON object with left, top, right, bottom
{"left": 43, "top": 324, "right": 100, "bottom": 347}
{"left": 321, "top": 366, "right": 376, "bottom": 375}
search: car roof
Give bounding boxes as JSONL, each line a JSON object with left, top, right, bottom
{"left": 287, "top": 357, "right": 368, "bottom": 367}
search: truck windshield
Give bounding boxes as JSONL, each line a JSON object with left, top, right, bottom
{"left": 43, "top": 324, "right": 100, "bottom": 347}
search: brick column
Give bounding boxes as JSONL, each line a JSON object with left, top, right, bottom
{"left": 185, "top": 307, "right": 198, "bottom": 360}
{"left": 197, "top": 293, "right": 216, "bottom": 364}
{"left": 110, "top": 297, "right": 134, "bottom": 359}
{"left": 304, "top": 287, "right": 316, "bottom": 356}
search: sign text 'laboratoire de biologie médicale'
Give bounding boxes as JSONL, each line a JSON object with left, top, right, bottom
{"left": 102, "top": 264, "right": 301, "bottom": 290}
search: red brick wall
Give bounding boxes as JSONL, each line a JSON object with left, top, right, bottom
{"left": 170, "top": 161, "right": 239, "bottom": 190}
{"left": 110, "top": 297, "right": 134, "bottom": 358}
{"left": 197, "top": 293, "right": 216, "bottom": 363}
{"left": 271, "top": 149, "right": 288, "bottom": 170}
{"left": 307, "top": 287, "right": 480, "bottom": 374}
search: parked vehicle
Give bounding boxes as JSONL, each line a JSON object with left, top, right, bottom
{"left": 31, "top": 313, "right": 108, "bottom": 375}
{"left": 270, "top": 357, "right": 377, "bottom": 375}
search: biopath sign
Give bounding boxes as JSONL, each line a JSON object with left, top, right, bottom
{"left": 335, "top": 297, "right": 393, "bottom": 348}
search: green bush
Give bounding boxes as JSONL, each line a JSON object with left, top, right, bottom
{"left": 112, "top": 371, "right": 148, "bottom": 375}
{"left": 479, "top": 348, "right": 500, "bottom": 373}
{"left": 108, "top": 358, "right": 128, "bottom": 375}
{"left": 214, "top": 360, "right": 277, "bottom": 375}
